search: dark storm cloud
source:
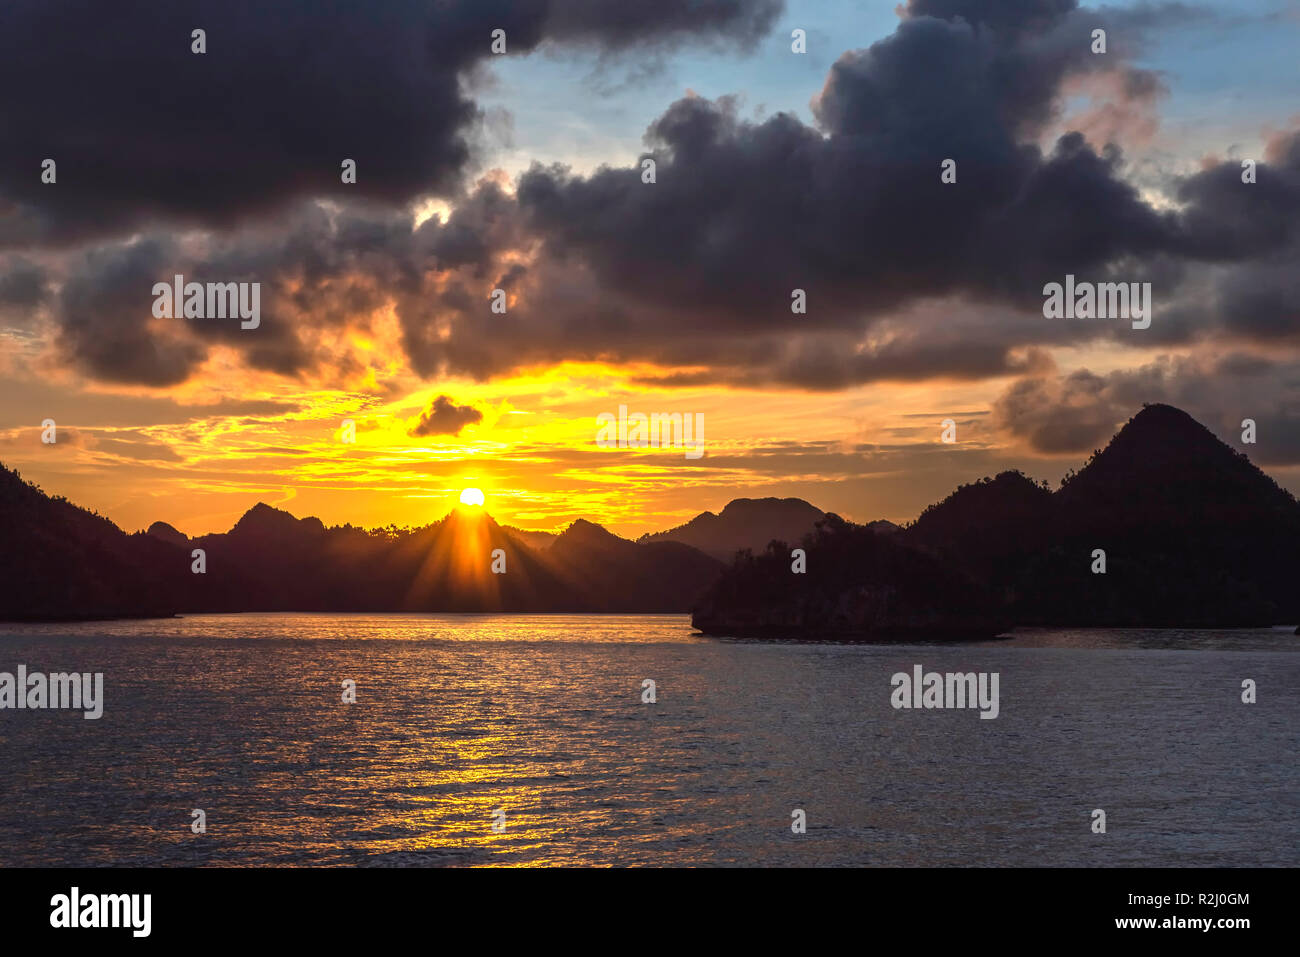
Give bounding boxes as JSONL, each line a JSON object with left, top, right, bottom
{"left": 54, "top": 239, "right": 206, "bottom": 387}
{"left": 1200, "top": 260, "right": 1300, "bottom": 344}
{"left": 1173, "top": 131, "right": 1300, "bottom": 262}
{"left": 0, "top": 257, "right": 50, "bottom": 318}
{"left": 442, "top": 0, "right": 1283, "bottom": 389}
{"left": 507, "top": 0, "right": 1191, "bottom": 354}
{"left": 0, "top": 0, "right": 781, "bottom": 246}
{"left": 409, "top": 395, "right": 483, "bottom": 437}
{"left": 21, "top": 0, "right": 1300, "bottom": 394}
{"left": 43, "top": 199, "right": 433, "bottom": 384}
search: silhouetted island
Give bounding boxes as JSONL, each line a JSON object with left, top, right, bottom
{"left": 692, "top": 404, "right": 1300, "bottom": 639}
{"left": 2, "top": 405, "right": 1298, "bottom": 635}
{"left": 691, "top": 512, "right": 1012, "bottom": 640}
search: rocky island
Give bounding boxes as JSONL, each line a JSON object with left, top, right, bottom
{"left": 693, "top": 405, "right": 1300, "bottom": 639}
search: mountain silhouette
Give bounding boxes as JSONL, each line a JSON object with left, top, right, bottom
{"left": 692, "top": 513, "right": 1011, "bottom": 640}
{"left": 227, "top": 502, "right": 326, "bottom": 543}
{"left": 0, "top": 465, "right": 186, "bottom": 620}
{"left": 544, "top": 519, "right": 724, "bottom": 611}
{"left": 901, "top": 470, "right": 1054, "bottom": 609}
{"left": 185, "top": 504, "right": 586, "bottom": 613}
{"left": 1023, "top": 403, "right": 1300, "bottom": 625}
{"left": 1057, "top": 403, "right": 1294, "bottom": 512}
{"left": 499, "top": 524, "right": 558, "bottom": 551}
{"left": 4, "top": 404, "right": 1298, "bottom": 629}
{"left": 695, "top": 404, "right": 1300, "bottom": 637}
{"left": 638, "top": 497, "right": 826, "bottom": 560}
{"left": 145, "top": 521, "right": 189, "bottom": 546}
{"left": 0, "top": 479, "right": 725, "bottom": 618}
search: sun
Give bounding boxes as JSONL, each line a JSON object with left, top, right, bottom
{"left": 459, "top": 487, "right": 486, "bottom": 507}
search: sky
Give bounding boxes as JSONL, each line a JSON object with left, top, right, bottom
{"left": 1, "top": 0, "right": 1299, "bottom": 539}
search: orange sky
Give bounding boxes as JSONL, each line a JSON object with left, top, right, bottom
{"left": 4, "top": 5, "right": 1299, "bottom": 539}
{"left": 5, "top": 304, "right": 1293, "bottom": 540}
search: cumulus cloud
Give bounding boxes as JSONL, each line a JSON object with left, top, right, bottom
{"left": 409, "top": 395, "right": 483, "bottom": 436}
{"left": 9, "top": 0, "right": 1300, "bottom": 399}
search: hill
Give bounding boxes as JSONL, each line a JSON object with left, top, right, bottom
{"left": 542, "top": 519, "right": 724, "bottom": 612}
{"left": 0, "top": 479, "right": 727, "bottom": 618}
{"left": 696, "top": 405, "right": 1300, "bottom": 636}
{"left": 1023, "top": 403, "right": 1300, "bottom": 625}
{"left": 0, "top": 465, "right": 187, "bottom": 620}
{"left": 6, "top": 404, "right": 1297, "bottom": 627}
{"left": 692, "top": 514, "right": 1010, "bottom": 640}
{"left": 638, "top": 497, "right": 826, "bottom": 560}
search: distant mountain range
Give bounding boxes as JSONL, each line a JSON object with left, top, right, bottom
{"left": 637, "top": 497, "right": 827, "bottom": 560}
{"left": 0, "top": 469, "right": 799, "bottom": 619}
{"left": 3, "top": 404, "right": 1297, "bottom": 634}
{"left": 152, "top": 502, "right": 725, "bottom": 615}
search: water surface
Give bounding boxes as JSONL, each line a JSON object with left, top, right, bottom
{"left": 1, "top": 614, "right": 1295, "bottom": 866}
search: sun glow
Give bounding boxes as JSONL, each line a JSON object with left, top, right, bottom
{"left": 460, "top": 487, "right": 486, "bottom": 507}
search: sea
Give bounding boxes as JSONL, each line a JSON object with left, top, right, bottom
{"left": 1, "top": 614, "right": 1295, "bottom": 867}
